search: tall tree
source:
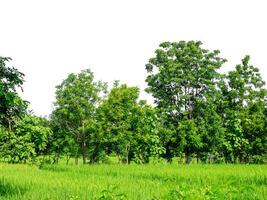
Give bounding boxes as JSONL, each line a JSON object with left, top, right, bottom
{"left": 145, "top": 41, "right": 226, "bottom": 163}
{"left": 0, "top": 57, "right": 27, "bottom": 130}
{"left": 221, "top": 56, "right": 267, "bottom": 162}
{"left": 53, "top": 69, "right": 106, "bottom": 164}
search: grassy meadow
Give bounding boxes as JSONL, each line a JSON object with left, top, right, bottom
{"left": 0, "top": 163, "right": 266, "bottom": 200}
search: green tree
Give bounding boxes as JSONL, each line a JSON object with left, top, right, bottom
{"left": 0, "top": 57, "right": 27, "bottom": 130}
{"left": 97, "top": 83, "right": 140, "bottom": 164}
{"left": 16, "top": 115, "right": 52, "bottom": 157}
{"left": 195, "top": 95, "right": 226, "bottom": 163}
{"left": 130, "top": 100, "right": 165, "bottom": 164}
{"left": 145, "top": 41, "right": 226, "bottom": 163}
{"left": 97, "top": 83, "right": 164, "bottom": 164}
{"left": 48, "top": 113, "right": 79, "bottom": 164}
{"left": 0, "top": 127, "right": 35, "bottom": 163}
{"left": 0, "top": 115, "right": 51, "bottom": 163}
{"left": 221, "top": 56, "right": 267, "bottom": 162}
{"left": 53, "top": 69, "right": 106, "bottom": 164}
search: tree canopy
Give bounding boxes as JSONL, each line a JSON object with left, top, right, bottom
{"left": 0, "top": 41, "right": 266, "bottom": 165}
{"left": 0, "top": 57, "right": 27, "bottom": 130}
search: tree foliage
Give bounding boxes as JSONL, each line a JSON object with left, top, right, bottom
{"left": 0, "top": 57, "right": 27, "bottom": 130}
{"left": 52, "top": 69, "right": 107, "bottom": 164}
{"left": 0, "top": 115, "right": 51, "bottom": 163}
{"left": 0, "top": 42, "right": 266, "bottom": 165}
{"left": 97, "top": 83, "right": 164, "bottom": 164}
{"left": 145, "top": 41, "right": 227, "bottom": 162}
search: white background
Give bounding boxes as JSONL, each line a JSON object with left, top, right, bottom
{"left": 1, "top": 0, "right": 266, "bottom": 116}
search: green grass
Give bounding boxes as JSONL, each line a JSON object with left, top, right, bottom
{"left": 0, "top": 163, "right": 266, "bottom": 199}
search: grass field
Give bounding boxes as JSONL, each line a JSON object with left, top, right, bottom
{"left": 0, "top": 163, "right": 266, "bottom": 200}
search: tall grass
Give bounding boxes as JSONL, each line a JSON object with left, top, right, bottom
{"left": 0, "top": 163, "right": 266, "bottom": 199}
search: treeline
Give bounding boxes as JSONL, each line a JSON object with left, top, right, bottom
{"left": 0, "top": 41, "right": 266, "bottom": 164}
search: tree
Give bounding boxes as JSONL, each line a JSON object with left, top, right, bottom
{"left": 97, "top": 83, "right": 140, "bottom": 164}
{"left": 0, "top": 115, "right": 51, "bottom": 163}
{"left": 195, "top": 95, "right": 226, "bottom": 163}
{"left": 0, "top": 57, "right": 28, "bottom": 130}
{"left": 48, "top": 113, "right": 79, "bottom": 164}
{"left": 131, "top": 100, "right": 165, "bottom": 164}
{"left": 145, "top": 41, "right": 226, "bottom": 163}
{"left": 221, "top": 56, "right": 267, "bottom": 162}
{"left": 0, "top": 129, "right": 35, "bottom": 163}
{"left": 97, "top": 83, "right": 164, "bottom": 164}
{"left": 53, "top": 69, "right": 106, "bottom": 164}
{"left": 16, "top": 115, "right": 52, "bottom": 157}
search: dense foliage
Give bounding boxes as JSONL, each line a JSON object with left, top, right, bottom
{"left": 0, "top": 41, "right": 266, "bottom": 164}
{"left": 0, "top": 57, "right": 27, "bottom": 130}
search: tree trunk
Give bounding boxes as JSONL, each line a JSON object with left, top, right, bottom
{"left": 66, "top": 155, "right": 71, "bottom": 165}
{"left": 56, "top": 153, "right": 60, "bottom": 164}
{"left": 75, "top": 154, "right": 79, "bottom": 165}
{"left": 90, "top": 147, "right": 98, "bottom": 165}
{"left": 90, "top": 152, "right": 95, "bottom": 165}
{"left": 185, "top": 153, "right": 192, "bottom": 164}
{"left": 42, "top": 154, "right": 46, "bottom": 164}
{"left": 80, "top": 121, "right": 87, "bottom": 164}
{"left": 52, "top": 153, "right": 60, "bottom": 164}
{"left": 80, "top": 141, "right": 87, "bottom": 164}
{"left": 125, "top": 144, "right": 130, "bottom": 164}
